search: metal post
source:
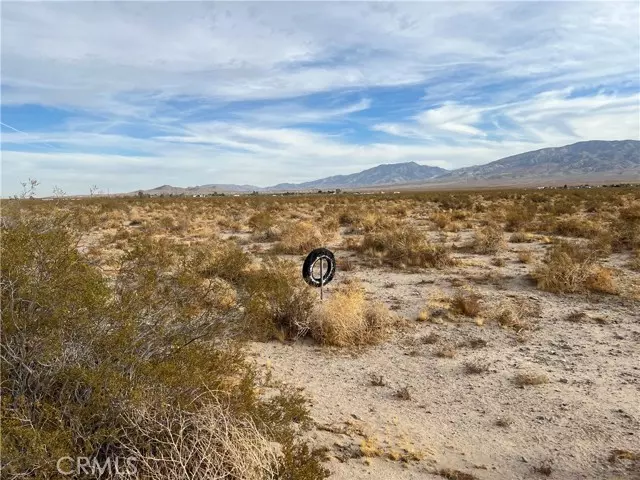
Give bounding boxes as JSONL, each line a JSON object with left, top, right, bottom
{"left": 320, "top": 258, "right": 324, "bottom": 301}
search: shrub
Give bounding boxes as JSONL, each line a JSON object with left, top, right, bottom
{"left": 553, "top": 216, "right": 601, "bottom": 238}
{"left": 244, "top": 257, "right": 316, "bottom": 340}
{"left": 359, "top": 225, "right": 455, "bottom": 268}
{"left": 248, "top": 211, "right": 275, "bottom": 232}
{"left": 0, "top": 214, "right": 327, "bottom": 479}
{"left": 275, "top": 221, "right": 329, "bottom": 255}
{"left": 309, "top": 280, "right": 393, "bottom": 346}
{"left": 584, "top": 266, "right": 618, "bottom": 294}
{"left": 504, "top": 204, "right": 536, "bottom": 232}
{"left": 195, "top": 240, "right": 253, "bottom": 284}
{"left": 533, "top": 241, "right": 617, "bottom": 294}
{"left": 464, "top": 360, "right": 489, "bottom": 374}
{"left": 630, "top": 250, "right": 640, "bottom": 271}
{"left": 493, "top": 297, "right": 539, "bottom": 330}
{"left": 517, "top": 250, "right": 533, "bottom": 264}
{"left": 450, "top": 290, "right": 482, "bottom": 317}
{"left": 509, "top": 231, "right": 534, "bottom": 243}
{"left": 470, "top": 222, "right": 505, "bottom": 254}
{"left": 513, "top": 372, "right": 549, "bottom": 386}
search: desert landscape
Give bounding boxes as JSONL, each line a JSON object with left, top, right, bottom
{"left": 3, "top": 185, "right": 639, "bottom": 479}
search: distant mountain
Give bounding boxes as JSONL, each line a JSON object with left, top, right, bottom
{"left": 270, "top": 162, "right": 447, "bottom": 190}
{"left": 138, "top": 140, "right": 639, "bottom": 195}
{"left": 439, "top": 140, "right": 640, "bottom": 181}
{"left": 144, "top": 183, "right": 261, "bottom": 195}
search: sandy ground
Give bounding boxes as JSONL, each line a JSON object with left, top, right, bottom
{"left": 250, "top": 233, "right": 640, "bottom": 480}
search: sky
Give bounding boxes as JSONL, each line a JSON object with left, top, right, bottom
{"left": 1, "top": 1, "right": 639, "bottom": 196}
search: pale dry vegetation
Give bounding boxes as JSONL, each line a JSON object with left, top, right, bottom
{"left": 310, "top": 280, "right": 394, "bottom": 347}
{"left": 3, "top": 185, "right": 639, "bottom": 479}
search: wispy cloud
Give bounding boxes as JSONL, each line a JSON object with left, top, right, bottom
{"left": 1, "top": 1, "right": 638, "bottom": 195}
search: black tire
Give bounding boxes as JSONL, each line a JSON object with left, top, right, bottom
{"left": 302, "top": 248, "right": 336, "bottom": 287}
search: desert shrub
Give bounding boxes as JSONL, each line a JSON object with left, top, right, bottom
{"left": 505, "top": 204, "right": 536, "bottom": 232}
{"left": 630, "top": 250, "right": 640, "bottom": 271}
{"left": 470, "top": 222, "right": 505, "bottom": 254}
{"left": 244, "top": 257, "right": 316, "bottom": 340}
{"left": 249, "top": 211, "right": 283, "bottom": 242}
{"left": 274, "top": 221, "right": 330, "bottom": 255}
{"left": 248, "top": 211, "right": 275, "bottom": 232}
{"left": 491, "top": 256, "right": 506, "bottom": 267}
{"left": 338, "top": 209, "right": 361, "bottom": 226}
{"left": 309, "top": 280, "right": 393, "bottom": 346}
{"left": 513, "top": 372, "right": 549, "bottom": 386}
{"left": 611, "top": 205, "right": 640, "bottom": 251}
{"left": 509, "top": 231, "right": 534, "bottom": 243}
{"left": 449, "top": 290, "right": 482, "bottom": 317}
{"left": 195, "top": 240, "right": 253, "bottom": 284}
{"left": 431, "top": 212, "right": 452, "bottom": 230}
{"left": 493, "top": 297, "right": 540, "bottom": 330}
{"left": 122, "top": 401, "right": 281, "bottom": 479}
{"left": 1, "top": 214, "right": 327, "bottom": 479}
{"left": 359, "top": 225, "right": 455, "bottom": 268}
{"left": 584, "top": 266, "right": 618, "bottom": 294}
{"left": 553, "top": 216, "right": 602, "bottom": 238}
{"left": 517, "top": 250, "right": 533, "bottom": 264}
{"left": 533, "top": 241, "right": 617, "bottom": 294}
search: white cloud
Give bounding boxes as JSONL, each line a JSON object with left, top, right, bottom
{"left": 376, "top": 90, "right": 640, "bottom": 146}
{"left": 1, "top": 1, "right": 639, "bottom": 195}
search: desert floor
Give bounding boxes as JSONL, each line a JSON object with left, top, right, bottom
{"left": 58, "top": 188, "right": 640, "bottom": 478}
{"left": 249, "top": 229, "right": 639, "bottom": 480}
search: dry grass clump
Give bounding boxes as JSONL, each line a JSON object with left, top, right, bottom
{"left": 584, "top": 266, "right": 618, "bottom": 294}
{"left": 495, "top": 416, "right": 514, "bottom": 428}
{"left": 505, "top": 204, "right": 536, "bottom": 232}
{"left": 195, "top": 240, "right": 253, "bottom": 284}
{"left": 470, "top": 222, "right": 506, "bottom": 254}
{"left": 435, "top": 344, "right": 457, "bottom": 358}
{"left": 247, "top": 209, "right": 286, "bottom": 242}
{"left": 608, "top": 449, "right": 640, "bottom": 463}
{"left": 449, "top": 290, "right": 482, "bottom": 317}
{"left": 394, "top": 386, "right": 412, "bottom": 400}
{"left": 310, "top": 280, "right": 393, "bottom": 346}
{"left": 491, "top": 256, "right": 506, "bottom": 267}
{"left": 534, "top": 241, "right": 618, "bottom": 294}
{"left": 513, "top": 372, "right": 549, "bottom": 386}
{"left": 532, "top": 461, "right": 553, "bottom": 476}
{"left": 438, "top": 468, "right": 479, "bottom": 480}
{"left": 123, "top": 401, "right": 282, "bottom": 480}
{"left": 517, "top": 250, "right": 533, "bottom": 264}
{"left": 431, "top": 212, "right": 453, "bottom": 230}
{"left": 245, "top": 257, "right": 316, "bottom": 340}
{"left": 509, "top": 231, "right": 535, "bottom": 243}
{"left": 565, "top": 310, "right": 588, "bottom": 322}
{"left": 274, "top": 221, "right": 332, "bottom": 254}
{"left": 464, "top": 360, "right": 489, "bottom": 374}
{"left": 359, "top": 225, "right": 455, "bottom": 269}
{"left": 493, "top": 297, "right": 539, "bottom": 331}
{"left": 630, "top": 250, "right": 640, "bottom": 271}
{"left": 553, "top": 216, "right": 602, "bottom": 238}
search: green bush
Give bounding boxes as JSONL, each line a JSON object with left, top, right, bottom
{"left": 244, "top": 257, "right": 316, "bottom": 340}
{"left": 1, "top": 213, "right": 328, "bottom": 479}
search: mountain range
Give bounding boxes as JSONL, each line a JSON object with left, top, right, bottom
{"left": 140, "top": 140, "right": 640, "bottom": 194}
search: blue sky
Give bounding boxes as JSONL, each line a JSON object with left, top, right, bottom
{"left": 1, "top": 1, "right": 639, "bottom": 195}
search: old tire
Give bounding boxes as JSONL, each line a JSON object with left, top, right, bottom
{"left": 302, "top": 248, "right": 336, "bottom": 287}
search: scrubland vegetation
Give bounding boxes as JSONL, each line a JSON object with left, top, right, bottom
{"left": 2, "top": 185, "right": 639, "bottom": 479}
